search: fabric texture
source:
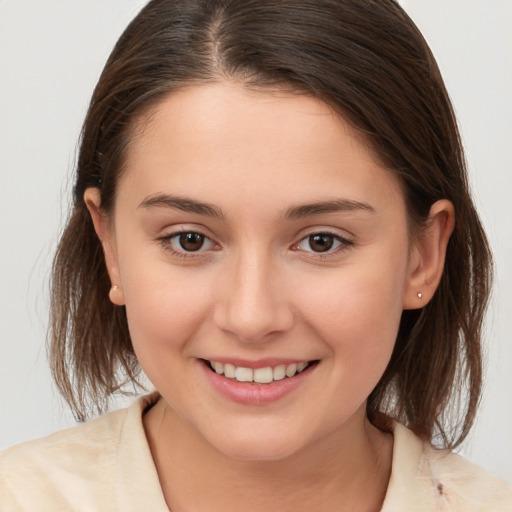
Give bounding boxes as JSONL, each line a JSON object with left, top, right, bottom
{"left": 1, "top": 393, "right": 511, "bottom": 511}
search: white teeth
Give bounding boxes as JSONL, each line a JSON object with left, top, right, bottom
{"left": 235, "top": 367, "right": 253, "bottom": 382}
{"left": 297, "top": 361, "right": 308, "bottom": 372}
{"left": 285, "top": 363, "right": 297, "bottom": 378}
{"left": 224, "top": 363, "right": 236, "bottom": 378}
{"left": 273, "top": 364, "right": 286, "bottom": 381}
{"left": 253, "top": 367, "right": 273, "bottom": 384}
{"left": 208, "top": 360, "right": 311, "bottom": 383}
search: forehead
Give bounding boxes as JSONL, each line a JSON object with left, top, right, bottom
{"left": 131, "top": 83, "right": 346, "bottom": 154}
{"left": 118, "top": 82, "right": 404, "bottom": 216}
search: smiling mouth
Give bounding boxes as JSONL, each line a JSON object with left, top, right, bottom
{"left": 204, "top": 360, "right": 319, "bottom": 384}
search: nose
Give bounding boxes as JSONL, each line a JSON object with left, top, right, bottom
{"left": 213, "top": 250, "right": 294, "bottom": 342}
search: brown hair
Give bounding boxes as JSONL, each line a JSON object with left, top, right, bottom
{"left": 50, "top": 0, "right": 492, "bottom": 448}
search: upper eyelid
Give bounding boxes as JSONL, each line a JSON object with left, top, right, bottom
{"left": 158, "top": 229, "right": 218, "bottom": 254}
{"left": 158, "top": 227, "right": 353, "bottom": 249}
{"left": 295, "top": 232, "right": 352, "bottom": 246}
{"left": 294, "top": 227, "right": 354, "bottom": 242}
{"left": 160, "top": 225, "right": 216, "bottom": 241}
{"left": 292, "top": 230, "right": 354, "bottom": 255}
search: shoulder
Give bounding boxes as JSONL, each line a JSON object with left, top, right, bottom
{"left": 0, "top": 393, "right": 163, "bottom": 512}
{"left": 382, "top": 422, "right": 512, "bottom": 512}
{"left": 0, "top": 402, "right": 128, "bottom": 470}
{"left": 423, "top": 440, "right": 512, "bottom": 511}
{"left": 0, "top": 405, "right": 128, "bottom": 511}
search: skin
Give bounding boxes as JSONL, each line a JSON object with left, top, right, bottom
{"left": 86, "top": 82, "right": 454, "bottom": 511}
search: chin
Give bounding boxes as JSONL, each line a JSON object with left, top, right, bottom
{"left": 217, "top": 438, "right": 302, "bottom": 462}
{"left": 201, "top": 421, "right": 312, "bottom": 462}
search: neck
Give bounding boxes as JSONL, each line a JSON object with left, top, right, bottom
{"left": 144, "top": 398, "right": 393, "bottom": 512}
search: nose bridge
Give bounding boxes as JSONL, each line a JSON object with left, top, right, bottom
{"left": 214, "top": 244, "right": 292, "bottom": 342}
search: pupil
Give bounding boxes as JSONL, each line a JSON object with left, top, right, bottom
{"left": 309, "top": 234, "right": 333, "bottom": 252}
{"left": 179, "top": 232, "right": 204, "bottom": 251}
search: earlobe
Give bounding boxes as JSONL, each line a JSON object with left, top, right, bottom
{"left": 84, "top": 188, "right": 125, "bottom": 306}
{"left": 403, "top": 199, "right": 455, "bottom": 310}
{"left": 109, "top": 285, "right": 125, "bottom": 307}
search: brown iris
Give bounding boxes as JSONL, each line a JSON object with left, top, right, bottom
{"left": 308, "top": 234, "right": 334, "bottom": 252}
{"left": 179, "top": 232, "right": 205, "bottom": 251}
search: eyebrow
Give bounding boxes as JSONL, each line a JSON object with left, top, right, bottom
{"left": 283, "top": 199, "right": 376, "bottom": 219}
{"left": 138, "top": 194, "right": 375, "bottom": 220}
{"left": 138, "top": 194, "right": 225, "bottom": 219}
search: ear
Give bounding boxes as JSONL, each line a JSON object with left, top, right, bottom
{"left": 403, "top": 199, "right": 455, "bottom": 310}
{"left": 84, "top": 188, "right": 125, "bottom": 306}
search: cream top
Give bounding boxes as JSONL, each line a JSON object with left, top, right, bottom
{"left": 1, "top": 393, "right": 511, "bottom": 511}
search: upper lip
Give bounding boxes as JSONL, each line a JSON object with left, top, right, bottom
{"left": 200, "top": 357, "right": 315, "bottom": 369}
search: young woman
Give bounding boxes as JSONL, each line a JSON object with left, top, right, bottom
{"left": 1, "top": 0, "right": 511, "bottom": 510}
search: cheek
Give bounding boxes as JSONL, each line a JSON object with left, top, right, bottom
{"left": 298, "top": 252, "right": 408, "bottom": 377}
{"left": 304, "top": 256, "right": 406, "bottom": 328}
{"left": 117, "top": 250, "right": 214, "bottom": 365}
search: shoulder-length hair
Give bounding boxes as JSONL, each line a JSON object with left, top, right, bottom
{"left": 50, "top": 0, "right": 492, "bottom": 448}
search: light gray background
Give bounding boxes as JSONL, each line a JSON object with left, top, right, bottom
{"left": 1, "top": 0, "right": 511, "bottom": 483}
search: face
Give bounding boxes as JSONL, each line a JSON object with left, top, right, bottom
{"left": 92, "top": 83, "right": 424, "bottom": 461}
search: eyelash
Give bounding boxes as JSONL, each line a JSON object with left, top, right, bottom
{"left": 159, "top": 231, "right": 218, "bottom": 259}
{"left": 293, "top": 232, "right": 354, "bottom": 256}
{"left": 158, "top": 230, "right": 354, "bottom": 259}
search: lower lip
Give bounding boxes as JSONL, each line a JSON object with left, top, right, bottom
{"left": 200, "top": 361, "right": 315, "bottom": 405}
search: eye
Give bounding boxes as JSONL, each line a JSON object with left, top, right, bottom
{"left": 176, "top": 232, "right": 206, "bottom": 251}
{"left": 295, "top": 232, "right": 352, "bottom": 254}
{"left": 161, "top": 231, "right": 217, "bottom": 255}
